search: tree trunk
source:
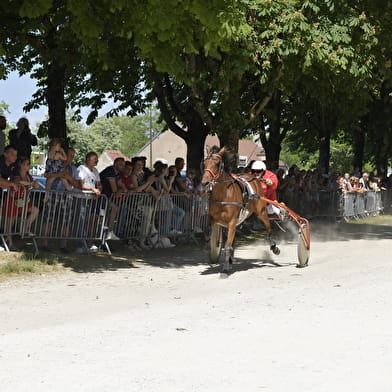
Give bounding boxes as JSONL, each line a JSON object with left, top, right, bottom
{"left": 184, "top": 113, "right": 209, "bottom": 175}
{"left": 317, "top": 108, "right": 332, "bottom": 174}
{"left": 374, "top": 85, "right": 392, "bottom": 178}
{"left": 260, "top": 90, "right": 283, "bottom": 170}
{"left": 47, "top": 63, "right": 67, "bottom": 140}
{"left": 186, "top": 131, "right": 208, "bottom": 175}
{"left": 353, "top": 117, "right": 366, "bottom": 173}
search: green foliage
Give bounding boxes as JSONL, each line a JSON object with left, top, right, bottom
{"left": 0, "top": 101, "right": 10, "bottom": 116}
{"left": 67, "top": 117, "right": 121, "bottom": 165}
{"left": 0, "top": 0, "right": 390, "bottom": 173}
{"left": 282, "top": 133, "right": 355, "bottom": 173}
{"left": 67, "top": 109, "right": 165, "bottom": 165}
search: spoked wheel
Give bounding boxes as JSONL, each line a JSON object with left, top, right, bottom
{"left": 297, "top": 222, "right": 310, "bottom": 268}
{"left": 210, "top": 224, "right": 223, "bottom": 263}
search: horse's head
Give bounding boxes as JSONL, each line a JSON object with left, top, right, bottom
{"left": 201, "top": 146, "right": 225, "bottom": 186}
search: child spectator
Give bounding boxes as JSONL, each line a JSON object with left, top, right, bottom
{"left": 2, "top": 157, "right": 40, "bottom": 251}
{"left": 45, "top": 139, "right": 71, "bottom": 194}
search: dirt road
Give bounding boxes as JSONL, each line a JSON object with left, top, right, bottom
{"left": 1, "top": 222, "right": 392, "bottom": 391}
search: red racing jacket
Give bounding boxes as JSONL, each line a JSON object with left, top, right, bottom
{"left": 260, "top": 170, "right": 278, "bottom": 201}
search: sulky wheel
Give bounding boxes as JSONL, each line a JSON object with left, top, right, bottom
{"left": 297, "top": 223, "right": 310, "bottom": 267}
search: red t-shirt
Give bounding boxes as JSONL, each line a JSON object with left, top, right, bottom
{"left": 120, "top": 175, "right": 135, "bottom": 190}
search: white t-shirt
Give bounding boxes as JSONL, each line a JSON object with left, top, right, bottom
{"left": 78, "top": 164, "right": 100, "bottom": 188}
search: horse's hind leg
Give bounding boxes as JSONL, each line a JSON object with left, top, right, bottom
{"left": 257, "top": 207, "right": 280, "bottom": 255}
{"left": 222, "top": 222, "right": 236, "bottom": 275}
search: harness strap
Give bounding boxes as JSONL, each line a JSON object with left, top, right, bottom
{"left": 209, "top": 200, "right": 243, "bottom": 207}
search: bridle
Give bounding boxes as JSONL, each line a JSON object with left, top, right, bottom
{"left": 203, "top": 153, "right": 224, "bottom": 182}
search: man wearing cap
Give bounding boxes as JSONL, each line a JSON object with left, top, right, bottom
{"left": 251, "top": 160, "right": 280, "bottom": 214}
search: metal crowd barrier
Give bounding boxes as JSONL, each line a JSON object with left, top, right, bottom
{"left": 281, "top": 189, "right": 385, "bottom": 221}
{"left": 342, "top": 191, "right": 383, "bottom": 221}
{"left": 0, "top": 187, "right": 109, "bottom": 254}
{"left": 0, "top": 186, "right": 33, "bottom": 251}
{"left": 1, "top": 185, "right": 389, "bottom": 253}
{"left": 27, "top": 189, "right": 109, "bottom": 253}
{"left": 112, "top": 192, "right": 209, "bottom": 248}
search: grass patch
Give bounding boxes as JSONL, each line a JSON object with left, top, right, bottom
{"left": 347, "top": 214, "right": 392, "bottom": 226}
{"left": 0, "top": 253, "right": 64, "bottom": 278}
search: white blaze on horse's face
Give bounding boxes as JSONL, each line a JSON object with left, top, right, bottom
{"left": 201, "top": 152, "right": 223, "bottom": 186}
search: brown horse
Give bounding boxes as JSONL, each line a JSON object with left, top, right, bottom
{"left": 201, "top": 146, "right": 280, "bottom": 275}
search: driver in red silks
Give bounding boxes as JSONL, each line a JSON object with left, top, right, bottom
{"left": 251, "top": 160, "right": 280, "bottom": 214}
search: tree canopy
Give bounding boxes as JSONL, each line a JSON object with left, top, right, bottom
{"left": 0, "top": 0, "right": 391, "bottom": 175}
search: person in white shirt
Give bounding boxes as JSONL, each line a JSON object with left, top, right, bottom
{"left": 78, "top": 152, "right": 102, "bottom": 195}
{"left": 78, "top": 151, "right": 119, "bottom": 245}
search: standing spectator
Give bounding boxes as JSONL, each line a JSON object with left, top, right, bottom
{"left": 100, "top": 157, "right": 126, "bottom": 199}
{"left": 131, "top": 156, "right": 153, "bottom": 184}
{"left": 99, "top": 157, "right": 127, "bottom": 240}
{"left": 9, "top": 117, "right": 37, "bottom": 159}
{"left": 347, "top": 176, "right": 361, "bottom": 192}
{"left": 129, "top": 157, "right": 161, "bottom": 249}
{"left": 120, "top": 163, "right": 135, "bottom": 190}
{"left": 0, "top": 146, "right": 19, "bottom": 191}
{"left": 151, "top": 161, "right": 174, "bottom": 239}
{"left": 0, "top": 115, "right": 7, "bottom": 155}
{"left": 343, "top": 172, "right": 350, "bottom": 186}
{"left": 41, "top": 147, "right": 82, "bottom": 253}
{"left": 359, "top": 173, "right": 370, "bottom": 191}
{"left": 276, "top": 168, "right": 286, "bottom": 201}
{"left": 352, "top": 166, "right": 361, "bottom": 179}
{"left": 0, "top": 145, "right": 18, "bottom": 252}
{"left": 78, "top": 152, "right": 102, "bottom": 196}
{"left": 184, "top": 169, "right": 198, "bottom": 195}
{"left": 44, "top": 147, "right": 81, "bottom": 190}
{"left": 77, "top": 152, "right": 104, "bottom": 252}
{"left": 173, "top": 157, "right": 192, "bottom": 196}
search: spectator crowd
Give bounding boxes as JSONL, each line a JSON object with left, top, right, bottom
{"left": 0, "top": 114, "right": 391, "bottom": 253}
{"left": 0, "top": 115, "right": 206, "bottom": 252}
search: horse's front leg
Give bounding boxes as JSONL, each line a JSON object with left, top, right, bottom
{"left": 222, "top": 221, "right": 236, "bottom": 275}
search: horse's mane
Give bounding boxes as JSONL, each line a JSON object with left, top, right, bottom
{"left": 210, "top": 145, "right": 232, "bottom": 174}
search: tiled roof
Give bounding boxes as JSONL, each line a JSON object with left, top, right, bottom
{"left": 104, "top": 150, "right": 131, "bottom": 162}
{"left": 97, "top": 150, "right": 131, "bottom": 172}
{"left": 205, "top": 135, "right": 264, "bottom": 159}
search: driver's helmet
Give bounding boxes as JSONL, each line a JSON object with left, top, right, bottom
{"left": 251, "top": 160, "right": 266, "bottom": 171}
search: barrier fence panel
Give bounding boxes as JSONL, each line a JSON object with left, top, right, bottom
{"left": 28, "top": 189, "right": 109, "bottom": 251}
{"left": 281, "top": 189, "right": 385, "bottom": 221}
{"left": 343, "top": 192, "right": 357, "bottom": 220}
{"left": 0, "top": 186, "right": 32, "bottom": 251}
{"left": 112, "top": 192, "right": 157, "bottom": 246}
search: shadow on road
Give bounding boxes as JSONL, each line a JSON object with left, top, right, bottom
{"left": 25, "top": 217, "right": 392, "bottom": 275}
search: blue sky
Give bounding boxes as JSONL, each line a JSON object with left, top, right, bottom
{"left": 0, "top": 71, "right": 118, "bottom": 129}
{"left": 0, "top": 71, "right": 46, "bottom": 127}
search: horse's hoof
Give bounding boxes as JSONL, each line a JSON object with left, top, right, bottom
{"left": 296, "top": 262, "right": 308, "bottom": 268}
{"left": 229, "top": 257, "right": 236, "bottom": 264}
{"left": 271, "top": 246, "right": 280, "bottom": 255}
{"left": 220, "top": 270, "right": 229, "bottom": 278}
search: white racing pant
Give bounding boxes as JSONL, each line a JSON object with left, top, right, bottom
{"left": 266, "top": 202, "right": 280, "bottom": 215}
